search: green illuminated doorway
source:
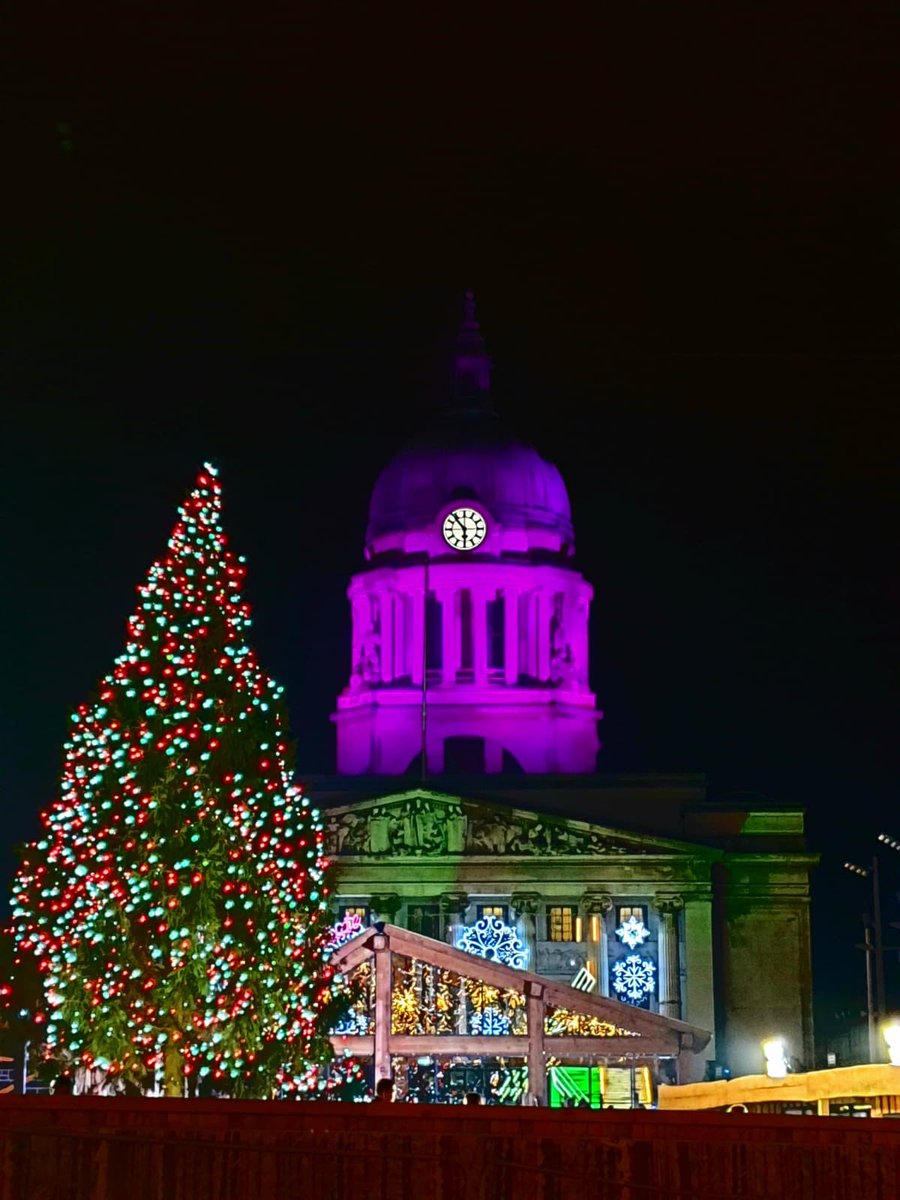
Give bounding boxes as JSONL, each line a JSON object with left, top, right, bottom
{"left": 548, "top": 1065, "right": 604, "bottom": 1109}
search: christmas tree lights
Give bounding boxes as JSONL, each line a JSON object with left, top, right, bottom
{"left": 11, "top": 465, "right": 360, "bottom": 1098}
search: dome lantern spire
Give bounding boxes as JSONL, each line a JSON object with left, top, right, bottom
{"left": 452, "top": 290, "right": 494, "bottom": 412}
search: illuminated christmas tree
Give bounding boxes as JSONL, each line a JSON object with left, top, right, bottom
{"left": 11, "top": 464, "right": 354, "bottom": 1098}
{"left": 0, "top": 925, "right": 56, "bottom": 1091}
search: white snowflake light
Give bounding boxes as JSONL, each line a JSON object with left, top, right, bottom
{"left": 612, "top": 954, "right": 656, "bottom": 1004}
{"left": 469, "top": 1006, "right": 511, "bottom": 1036}
{"left": 456, "top": 915, "right": 528, "bottom": 969}
{"left": 615, "top": 913, "right": 650, "bottom": 949}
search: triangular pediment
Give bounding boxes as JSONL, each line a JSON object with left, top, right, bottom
{"left": 322, "top": 787, "right": 714, "bottom": 860}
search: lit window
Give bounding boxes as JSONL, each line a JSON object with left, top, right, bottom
{"left": 617, "top": 906, "right": 645, "bottom": 926}
{"left": 548, "top": 906, "right": 577, "bottom": 942}
{"left": 342, "top": 905, "right": 369, "bottom": 924}
{"left": 477, "top": 904, "right": 508, "bottom": 923}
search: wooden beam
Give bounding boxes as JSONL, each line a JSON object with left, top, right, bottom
{"left": 526, "top": 980, "right": 546, "bottom": 1106}
{"left": 389, "top": 1036, "right": 527, "bottom": 1056}
{"left": 547, "top": 1036, "right": 675, "bottom": 1057}
{"left": 328, "top": 1033, "right": 673, "bottom": 1060}
{"left": 373, "top": 934, "right": 391, "bottom": 1083}
{"left": 384, "top": 928, "right": 533, "bottom": 994}
{"left": 541, "top": 979, "right": 678, "bottom": 1036}
{"left": 330, "top": 938, "right": 376, "bottom": 974}
{"left": 374, "top": 925, "right": 709, "bottom": 1051}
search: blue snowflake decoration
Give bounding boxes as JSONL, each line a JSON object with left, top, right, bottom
{"left": 456, "top": 916, "right": 528, "bottom": 970}
{"left": 469, "top": 1006, "right": 511, "bottom": 1036}
{"left": 332, "top": 1008, "right": 370, "bottom": 1036}
{"left": 612, "top": 954, "right": 656, "bottom": 1004}
{"left": 615, "top": 913, "right": 650, "bottom": 950}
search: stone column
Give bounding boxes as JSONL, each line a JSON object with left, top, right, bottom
{"left": 472, "top": 588, "right": 489, "bottom": 686}
{"left": 511, "top": 892, "right": 541, "bottom": 965}
{"left": 576, "top": 589, "right": 591, "bottom": 687}
{"left": 439, "top": 891, "right": 469, "bottom": 946}
{"left": 522, "top": 591, "right": 537, "bottom": 677}
{"left": 411, "top": 588, "right": 425, "bottom": 685}
{"left": 439, "top": 589, "right": 459, "bottom": 684}
{"left": 583, "top": 892, "right": 613, "bottom": 996}
{"left": 393, "top": 592, "right": 405, "bottom": 678}
{"left": 655, "top": 895, "right": 684, "bottom": 1020}
{"left": 380, "top": 591, "right": 393, "bottom": 683}
{"left": 536, "top": 590, "right": 550, "bottom": 680}
{"left": 503, "top": 585, "right": 519, "bottom": 685}
{"left": 370, "top": 893, "right": 402, "bottom": 925}
{"left": 682, "top": 896, "right": 716, "bottom": 1064}
{"left": 351, "top": 594, "right": 365, "bottom": 676}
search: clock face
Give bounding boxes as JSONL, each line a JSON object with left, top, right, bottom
{"left": 442, "top": 507, "right": 487, "bottom": 551}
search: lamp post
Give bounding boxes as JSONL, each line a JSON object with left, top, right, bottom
{"left": 844, "top": 858, "right": 885, "bottom": 1062}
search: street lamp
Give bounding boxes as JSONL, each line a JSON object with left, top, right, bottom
{"left": 843, "top": 858, "right": 886, "bottom": 1062}
{"left": 843, "top": 862, "right": 869, "bottom": 878}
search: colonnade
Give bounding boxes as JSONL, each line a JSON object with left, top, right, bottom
{"left": 350, "top": 569, "right": 590, "bottom": 691}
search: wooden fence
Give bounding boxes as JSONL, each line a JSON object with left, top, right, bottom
{"left": 0, "top": 1096, "right": 898, "bottom": 1199}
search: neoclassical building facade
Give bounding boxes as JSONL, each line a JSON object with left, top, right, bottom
{"left": 319, "top": 296, "right": 816, "bottom": 1085}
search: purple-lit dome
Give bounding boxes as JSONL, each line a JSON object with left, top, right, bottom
{"left": 337, "top": 295, "right": 600, "bottom": 779}
{"left": 366, "top": 411, "right": 574, "bottom": 546}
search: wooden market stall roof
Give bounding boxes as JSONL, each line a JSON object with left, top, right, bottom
{"left": 659, "top": 1063, "right": 900, "bottom": 1116}
{"left": 328, "top": 924, "right": 711, "bottom": 1102}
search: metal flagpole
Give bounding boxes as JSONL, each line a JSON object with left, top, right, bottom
{"left": 420, "top": 555, "right": 429, "bottom": 782}
{"left": 872, "top": 855, "right": 886, "bottom": 1022}
{"left": 863, "top": 917, "right": 878, "bottom": 1063}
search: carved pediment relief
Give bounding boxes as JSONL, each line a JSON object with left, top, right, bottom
{"left": 325, "top": 793, "right": 465, "bottom": 858}
{"left": 323, "top": 789, "right": 673, "bottom": 859}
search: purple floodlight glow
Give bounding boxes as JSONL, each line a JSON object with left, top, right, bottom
{"left": 332, "top": 295, "right": 602, "bottom": 776}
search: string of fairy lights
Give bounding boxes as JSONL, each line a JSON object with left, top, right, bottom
{"left": 11, "top": 465, "right": 361, "bottom": 1096}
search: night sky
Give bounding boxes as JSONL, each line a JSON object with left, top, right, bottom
{"left": 4, "top": 7, "right": 898, "bottom": 1030}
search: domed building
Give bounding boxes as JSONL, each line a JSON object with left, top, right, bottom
{"left": 318, "top": 297, "right": 816, "bottom": 1100}
{"left": 333, "top": 293, "right": 599, "bottom": 776}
